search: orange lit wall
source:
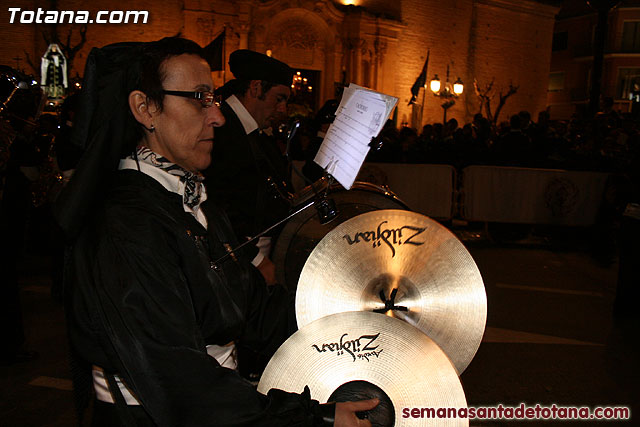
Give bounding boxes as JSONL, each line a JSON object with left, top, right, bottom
{"left": 1, "top": 0, "right": 559, "bottom": 127}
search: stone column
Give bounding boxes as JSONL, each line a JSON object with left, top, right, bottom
{"left": 238, "top": 23, "right": 249, "bottom": 50}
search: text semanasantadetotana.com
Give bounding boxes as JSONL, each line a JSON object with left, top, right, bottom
{"left": 402, "top": 403, "right": 630, "bottom": 420}
{"left": 7, "top": 8, "right": 148, "bottom": 24}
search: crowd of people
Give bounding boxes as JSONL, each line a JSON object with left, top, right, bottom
{"left": 363, "top": 111, "right": 640, "bottom": 176}
{"left": 280, "top": 104, "right": 640, "bottom": 213}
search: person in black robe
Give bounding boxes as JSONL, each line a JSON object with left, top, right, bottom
{"left": 203, "top": 50, "right": 294, "bottom": 286}
{"left": 54, "top": 37, "right": 377, "bottom": 426}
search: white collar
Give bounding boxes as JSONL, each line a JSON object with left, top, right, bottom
{"left": 118, "top": 158, "right": 208, "bottom": 215}
{"left": 226, "top": 94, "right": 259, "bottom": 135}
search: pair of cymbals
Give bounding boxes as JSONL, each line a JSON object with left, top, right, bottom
{"left": 259, "top": 210, "right": 485, "bottom": 425}
{"left": 295, "top": 209, "right": 487, "bottom": 374}
{"left": 258, "top": 311, "right": 468, "bottom": 426}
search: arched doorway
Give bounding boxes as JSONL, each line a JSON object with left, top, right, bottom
{"left": 256, "top": 8, "right": 340, "bottom": 111}
{"left": 289, "top": 69, "right": 320, "bottom": 117}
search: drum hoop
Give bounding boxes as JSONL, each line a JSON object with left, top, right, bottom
{"left": 272, "top": 180, "right": 410, "bottom": 288}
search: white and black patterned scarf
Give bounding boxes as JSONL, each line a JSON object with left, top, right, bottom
{"left": 131, "top": 146, "right": 204, "bottom": 209}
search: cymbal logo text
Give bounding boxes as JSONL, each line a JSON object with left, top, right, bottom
{"left": 342, "top": 221, "right": 427, "bottom": 257}
{"left": 311, "top": 332, "right": 383, "bottom": 362}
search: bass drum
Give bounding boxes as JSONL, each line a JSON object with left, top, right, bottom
{"left": 272, "top": 181, "right": 409, "bottom": 290}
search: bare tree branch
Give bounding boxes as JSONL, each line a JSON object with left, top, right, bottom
{"left": 493, "top": 83, "right": 519, "bottom": 126}
{"left": 485, "top": 98, "right": 493, "bottom": 124}
{"left": 23, "top": 50, "right": 38, "bottom": 76}
{"left": 59, "top": 24, "right": 87, "bottom": 73}
{"left": 474, "top": 78, "right": 495, "bottom": 123}
{"left": 65, "top": 27, "right": 72, "bottom": 48}
{"left": 42, "top": 29, "right": 51, "bottom": 47}
{"left": 473, "top": 77, "right": 519, "bottom": 127}
{"left": 473, "top": 78, "right": 484, "bottom": 114}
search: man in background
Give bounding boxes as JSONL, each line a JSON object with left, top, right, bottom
{"left": 204, "top": 50, "right": 293, "bottom": 285}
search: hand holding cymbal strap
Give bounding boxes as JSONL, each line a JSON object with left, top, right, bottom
{"left": 258, "top": 311, "right": 468, "bottom": 426}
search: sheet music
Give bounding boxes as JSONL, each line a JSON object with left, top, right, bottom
{"left": 341, "top": 83, "right": 398, "bottom": 121}
{"left": 314, "top": 84, "right": 398, "bottom": 189}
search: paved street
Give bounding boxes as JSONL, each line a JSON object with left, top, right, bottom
{"left": 1, "top": 225, "right": 637, "bottom": 426}
{"left": 460, "top": 235, "right": 638, "bottom": 426}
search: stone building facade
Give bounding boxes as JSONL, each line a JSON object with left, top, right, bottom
{"left": 1, "top": 0, "right": 559, "bottom": 127}
{"left": 548, "top": 0, "right": 640, "bottom": 119}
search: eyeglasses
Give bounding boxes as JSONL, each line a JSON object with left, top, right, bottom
{"left": 162, "top": 90, "right": 222, "bottom": 108}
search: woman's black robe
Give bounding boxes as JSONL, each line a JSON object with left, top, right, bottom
{"left": 67, "top": 169, "right": 325, "bottom": 426}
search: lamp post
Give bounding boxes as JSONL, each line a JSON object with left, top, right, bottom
{"left": 429, "top": 64, "right": 463, "bottom": 124}
{"left": 586, "top": 0, "right": 621, "bottom": 117}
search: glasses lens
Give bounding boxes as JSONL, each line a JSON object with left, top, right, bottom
{"left": 214, "top": 95, "right": 222, "bottom": 107}
{"left": 200, "top": 92, "right": 222, "bottom": 108}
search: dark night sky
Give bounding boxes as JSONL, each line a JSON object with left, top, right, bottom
{"left": 557, "top": 0, "right": 640, "bottom": 19}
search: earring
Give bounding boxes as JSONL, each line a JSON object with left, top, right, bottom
{"left": 146, "top": 123, "right": 155, "bottom": 133}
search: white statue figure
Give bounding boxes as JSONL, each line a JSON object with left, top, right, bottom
{"left": 41, "top": 43, "right": 68, "bottom": 99}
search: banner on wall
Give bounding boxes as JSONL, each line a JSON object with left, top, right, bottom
{"left": 462, "top": 166, "right": 609, "bottom": 226}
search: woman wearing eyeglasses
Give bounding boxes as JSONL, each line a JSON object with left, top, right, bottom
{"left": 56, "top": 38, "right": 376, "bottom": 426}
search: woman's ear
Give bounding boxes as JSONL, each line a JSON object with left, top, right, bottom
{"left": 128, "top": 90, "right": 154, "bottom": 131}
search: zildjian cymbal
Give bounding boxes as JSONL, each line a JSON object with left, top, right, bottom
{"left": 258, "top": 311, "right": 468, "bottom": 426}
{"left": 295, "top": 209, "right": 486, "bottom": 374}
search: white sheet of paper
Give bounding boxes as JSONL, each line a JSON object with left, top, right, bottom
{"left": 344, "top": 83, "right": 398, "bottom": 122}
{"left": 314, "top": 85, "right": 398, "bottom": 189}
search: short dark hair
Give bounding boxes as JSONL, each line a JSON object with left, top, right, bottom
{"left": 228, "top": 79, "right": 277, "bottom": 99}
{"left": 137, "top": 37, "right": 205, "bottom": 111}
{"left": 127, "top": 37, "right": 205, "bottom": 142}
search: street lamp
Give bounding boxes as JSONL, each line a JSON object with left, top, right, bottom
{"left": 429, "top": 64, "right": 463, "bottom": 123}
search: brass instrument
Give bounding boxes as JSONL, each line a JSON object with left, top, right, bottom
{"left": 1, "top": 66, "right": 45, "bottom": 174}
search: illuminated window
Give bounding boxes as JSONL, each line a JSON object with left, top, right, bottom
{"left": 548, "top": 72, "right": 565, "bottom": 92}
{"left": 617, "top": 68, "right": 640, "bottom": 99}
